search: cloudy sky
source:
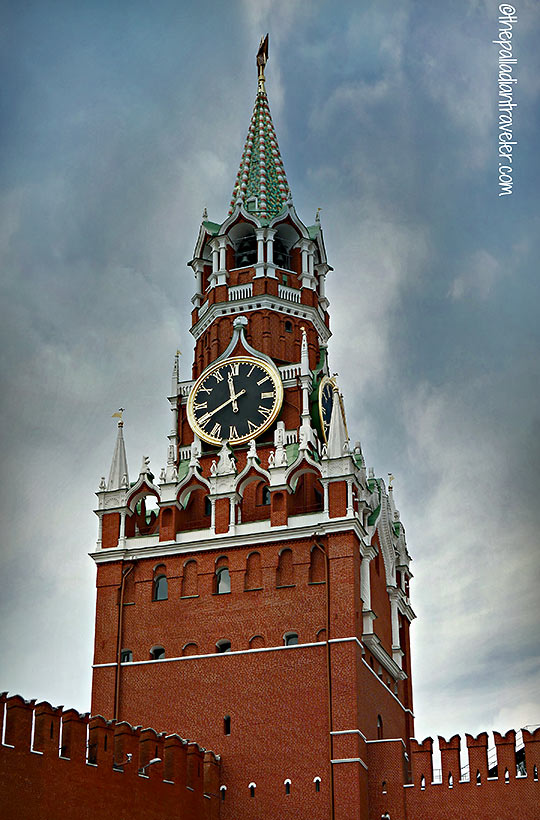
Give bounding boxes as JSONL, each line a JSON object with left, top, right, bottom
{"left": 1, "top": 0, "right": 539, "bottom": 744}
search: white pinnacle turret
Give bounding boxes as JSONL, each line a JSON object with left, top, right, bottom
{"left": 107, "top": 420, "right": 129, "bottom": 491}
{"left": 326, "top": 389, "right": 349, "bottom": 459}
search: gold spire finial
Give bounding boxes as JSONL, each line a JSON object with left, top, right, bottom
{"left": 257, "top": 34, "right": 269, "bottom": 93}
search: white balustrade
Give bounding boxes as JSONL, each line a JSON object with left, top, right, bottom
{"left": 279, "top": 284, "right": 301, "bottom": 303}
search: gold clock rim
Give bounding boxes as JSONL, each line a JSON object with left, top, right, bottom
{"left": 318, "top": 375, "right": 336, "bottom": 444}
{"left": 186, "top": 355, "right": 284, "bottom": 447}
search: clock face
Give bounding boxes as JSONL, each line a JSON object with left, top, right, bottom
{"left": 187, "top": 356, "right": 283, "bottom": 446}
{"left": 318, "top": 375, "right": 336, "bottom": 443}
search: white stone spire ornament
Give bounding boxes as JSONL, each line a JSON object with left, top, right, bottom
{"left": 326, "top": 386, "right": 349, "bottom": 459}
{"left": 107, "top": 413, "right": 129, "bottom": 491}
{"left": 298, "top": 327, "right": 315, "bottom": 451}
{"left": 171, "top": 351, "right": 180, "bottom": 397}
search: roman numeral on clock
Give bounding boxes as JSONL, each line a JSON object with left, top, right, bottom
{"left": 229, "top": 363, "right": 240, "bottom": 376}
{"left": 210, "top": 423, "right": 222, "bottom": 438}
{"left": 229, "top": 425, "right": 239, "bottom": 439}
{"left": 260, "top": 391, "right": 275, "bottom": 400}
{"left": 193, "top": 401, "right": 207, "bottom": 410}
{"left": 247, "top": 420, "right": 258, "bottom": 434}
{"left": 198, "top": 384, "right": 213, "bottom": 395}
{"left": 257, "top": 375, "right": 270, "bottom": 385}
{"left": 258, "top": 405, "right": 271, "bottom": 419}
{"left": 213, "top": 370, "right": 224, "bottom": 383}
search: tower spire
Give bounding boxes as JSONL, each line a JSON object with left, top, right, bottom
{"left": 107, "top": 414, "right": 129, "bottom": 490}
{"left": 228, "top": 35, "right": 291, "bottom": 220}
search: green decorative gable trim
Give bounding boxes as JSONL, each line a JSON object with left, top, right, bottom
{"left": 229, "top": 89, "right": 291, "bottom": 220}
{"left": 202, "top": 220, "right": 221, "bottom": 236}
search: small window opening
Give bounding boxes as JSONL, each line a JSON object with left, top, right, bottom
{"left": 249, "top": 783, "right": 256, "bottom": 797}
{"left": 284, "top": 632, "right": 298, "bottom": 646}
{"left": 448, "top": 772, "right": 453, "bottom": 788}
{"left": 262, "top": 486, "right": 271, "bottom": 506}
{"left": 153, "top": 575, "right": 168, "bottom": 601}
{"left": 382, "top": 780, "right": 387, "bottom": 794}
{"left": 150, "top": 646, "right": 165, "bottom": 660}
{"left": 284, "top": 778, "right": 291, "bottom": 795}
{"left": 216, "top": 639, "right": 232, "bottom": 653}
{"left": 220, "top": 785, "right": 226, "bottom": 801}
{"left": 285, "top": 320, "right": 293, "bottom": 332}
{"left": 104, "top": 735, "right": 108, "bottom": 751}
{"left": 204, "top": 495, "right": 212, "bottom": 517}
{"left": 476, "top": 769, "right": 481, "bottom": 785}
{"left": 224, "top": 715, "right": 231, "bottom": 735}
{"left": 314, "top": 776, "right": 321, "bottom": 792}
{"left": 216, "top": 567, "right": 231, "bottom": 594}
{"left": 504, "top": 767, "right": 509, "bottom": 784}
{"left": 282, "top": 273, "right": 288, "bottom": 286}
{"left": 121, "top": 649, "right": 133, "bottom": 663}
{"left": 533, "top": 764, "right": 538, "bottom": 781}
{"left": 420, "top": 775, "right": 426, "bottom": 790}
{"left": 377, "top": 715, "right": 383, "bottom": 740}
{"left": 49, "top": 721, "right": 54, "bottom": 740}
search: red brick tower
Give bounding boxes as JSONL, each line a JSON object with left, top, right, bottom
{"left": 91, "top": 37, "right": 415, "bottom": 820}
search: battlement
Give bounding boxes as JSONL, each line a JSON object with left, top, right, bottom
{"left": 408, "top": 727, "right": 540, "bottom": 787}
{"left": 0, "top": 693, "right": 220, "bottom": 820}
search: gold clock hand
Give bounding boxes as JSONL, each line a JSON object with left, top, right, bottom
{"left": 198, "top": 389, "right": 247, "bottom": 425}
{"left": 228, "top": 372, "right": 239, "bottom": 413}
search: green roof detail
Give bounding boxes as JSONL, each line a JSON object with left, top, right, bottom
{"left": 285, "top": 442, "right": 299, "bottom": 464}
{"left": 229, "top": 87, "right": 291, "bottom": 220}
{"left": 202, "top": 220, "right": 221, "bottom": 236}
{"left": 177, "top": 459, "right": 190, "bottom": 483}
{"left": 307, "top": 225, "right": 320, "bottom": 240}
{"left": 367, "top": 503, "right": 381, "bottom": 527}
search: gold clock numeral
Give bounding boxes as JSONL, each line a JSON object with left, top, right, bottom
{"left": 210, "top": 423, "right": 222, "bottom": 438}
{"left": 229, "top": 363, "right": 240, "bottom": 376}
{"left": 198, "top": 383, "right": 213, "bottom": 395}
{"left": 193, "top": 401, "right": 207, "bottom": 410}
{"left": 213, "top": 370, "right": 224, "bottom": 383}
{"left": 229, "top": 425, "right": 239, "bottom": 439}
{"left": 198, "top": 412, "right": 211, "bottom": 427}
{"left": 257, "top": 375, "right": 270, "bottom": 385}
{"left": 260, "top": 391, "right": 275, "bottom": 400}
{"left": 247, "top": 364, "right": 257, "bottom": 377}
{"left": 258, "top": 405, "right": 271, "bottom": 419}
{"left": 247, "top": 420, "right": 258, "bottom": 434}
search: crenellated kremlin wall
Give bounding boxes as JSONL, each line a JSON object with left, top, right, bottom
{"left": 0, "top": 693, "right": 220, "bottom": 820}
{"left": 1, "top": 689, "right": 538, "bottom": 819}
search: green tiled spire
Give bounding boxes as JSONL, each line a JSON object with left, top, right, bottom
{"left": 229, "top": 36, "right": 291, "bottom": 220}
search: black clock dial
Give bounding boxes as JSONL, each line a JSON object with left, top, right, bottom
{"left": 319, "top": 376, "right": 335, "bottom": 443}
{"left": 187, "top": 356, "right": 283, "bottom": 446}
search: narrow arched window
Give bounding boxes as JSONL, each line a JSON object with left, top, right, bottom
{"left": 448, "top": 772, "right": 453, "bottom": 788}
{"left": 377, "top": 715, "right": 383, "bottom": 739}
{"left": 181, "top": 559, "right": 198, "bottom": 597}
{"left": 249, "top": 782, "right": 256, "bottom": 797}
{"left": 120, "top": 649, "right": 133, "bottom": 663}
{"left": 284, "top": 778, "right": 291, "bottom": 795}
{"left": 153, "top": 575, "right": 168, "bottom": 600}
{"left": 204, "top": 495, "right": 212, "bottom": 517}
{"left": 276, "top": 548, "right": 294, "bottom": 586}
{"left": 314, "top": 776, "right": 321, "bottom": 792}
{"left": 285, "top": 320, "right": 293, "bottom": 332}
{"left": 216, "top": 567, "right": 231, "bottom": 594}
{"left": 420, "top": 775, "right": 426, "bottom": 790}
{"left": 216, "top": 639, "right": 231, "bottom": 653}
{"left": 224, "top": 715, "right": 231, "bottom": 735}
{"left": 504, "top": 767, "right": 509, "bottom": 784}
{"left": 382, "top": 780, "right": 387, "bottom": 794}
{"left": 284, "top": 632, "right": 298, "bottom": 646}
{"left": 476, "top": 769, "right": 481, "bottom": 785}
{"left": 309, "top": 545, "right": 325, "bottom": 583}
{"left": 220, "top": 785, "right": 227, "bottom": 801}
{"left": 262, "top": 486, "right": 271, "bottom": 505}
{"left": 533, "top": 764, "right": 538, "bottom": 781}
{"left": 150, "top": 646, "right": 165, "bottom": 660}
{"left": 244, "top": 552, "right": 262, "bottom": 590}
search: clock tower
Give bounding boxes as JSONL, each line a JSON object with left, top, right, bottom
{"left": 91, "top": 36, "right": 415, "bottom": 820}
